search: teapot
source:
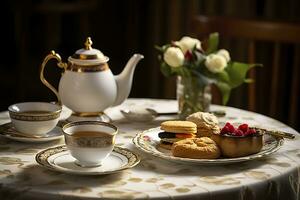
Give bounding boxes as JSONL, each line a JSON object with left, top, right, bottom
{"left": 40, "top": 37, "right": 144, "bottom": 122}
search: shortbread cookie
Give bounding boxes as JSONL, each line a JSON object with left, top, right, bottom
{"left": 158, "top": 141, "right": 173, "bottom": 150}
{"left": 161, "top": 121, "right": 197, "bottom": 134}
{"left": 171, "top": 137, "right": 220, "bottom": 159}
{"left": 186, "top": 112, "right": 220, "bottom": 137}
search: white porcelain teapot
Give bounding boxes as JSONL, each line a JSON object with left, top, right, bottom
{"left": 40, "top": 37, "right": 144, "bottom": 121}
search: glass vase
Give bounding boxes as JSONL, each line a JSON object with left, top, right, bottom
{"left": 176, "top": 76, "right": 212, "bottom": 119}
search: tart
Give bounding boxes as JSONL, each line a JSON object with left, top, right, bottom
{"left": 211, "top": 123, "right": 263, "bottom": 158}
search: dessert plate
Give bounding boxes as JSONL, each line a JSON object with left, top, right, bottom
{"left": 133, "top": 127, "right": 284, "bottom": 165}
{"left": 35, "top": 145, "right": 140, "bottom": 175}
{"left": 0, "top": 122, "right": 63, "bottom": 143}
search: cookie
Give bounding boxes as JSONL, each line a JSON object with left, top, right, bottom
{"left": 197, "top": 126, "right": 220, "bottom": 137}
{"left": 186, "top": 112, "right": 220, "bottom": 137}
{"left": 171, "top": 137, "right": 220, "bottom": 159}
{"left": 161, "top": 121, "right": 197, "bottom": 134}
{"left": 160, "top": 138, "right": 182, "bottom": 143}
{"left": 158, "top": 141, "right": 173, "bottom": 150}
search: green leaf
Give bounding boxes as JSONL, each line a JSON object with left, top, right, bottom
{"left": 216, "top": 71, "right": 230, "bottom": 83}
{"left": 160, "top": 62, "right": 172, "bottom": 77}
{"left": 206, "top": 32, "right": 219, "bottom": 54}
{"left": 180, "top": 67, "right": 192, "bottom": 77}
{"left": 225, "top": 62, "right": 262, "bottom": 88}
{"left": 155, "top": 44, "right": 171, "bottom": 53}
{"left": 162, "top": 44, "right": 171, "bottom": 52}
{"left": 154, "top": 45, "right": 164, "bottom": 52}
{"left": 244, "top": 78, "right": 254, "bottom": 83}
{"left": 214, "top": 62, "right": 262, "bottom": 104}
{"left": 215, "top": 82, "right": 231, "bottom": 105}
{"left": 171, "top": 66, "right": 189, "bottom": 78}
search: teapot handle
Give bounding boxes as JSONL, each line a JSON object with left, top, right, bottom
{"left": 39, "top": 50, "right": 67, "bottom": 105}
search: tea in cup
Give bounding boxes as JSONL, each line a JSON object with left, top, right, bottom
{"left": 62, "top": 121, "right": 117, "bottom": 167}
{"left": 8, "top": 102, "right": 62, "bottom": 136}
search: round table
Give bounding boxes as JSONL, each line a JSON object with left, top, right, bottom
{"left": 0, "top": 98, "right": 299, "bottom": 200}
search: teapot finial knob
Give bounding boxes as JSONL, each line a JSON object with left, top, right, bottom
{"left": 84, "top": 37, "right": 93, "bottom": 50}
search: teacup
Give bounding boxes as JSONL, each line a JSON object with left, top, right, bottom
{"left": 8, "top": 102, "right": 62, "bottom": 136}
{"left": 62, "top": 121, "right": 117, "bottom": 167}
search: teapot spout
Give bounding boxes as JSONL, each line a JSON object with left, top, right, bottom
{"left": 113, "top": 54, "right": 144, "bottom": 106}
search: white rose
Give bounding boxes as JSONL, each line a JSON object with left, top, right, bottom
{"left": 175, "top": 36, "right": 202, "bottom": 53}
{"left": 163, "top": 47, "right": 184, "bottom": 67}
{"left": 205, "top": 54, "right": 227, "bottom": 73}
{"left": 217, "top": 49, "right": 230, "bottom": 62}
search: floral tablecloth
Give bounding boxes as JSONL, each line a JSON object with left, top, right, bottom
{"left": 0, "top": 98, "right": 299, "bottom": 200}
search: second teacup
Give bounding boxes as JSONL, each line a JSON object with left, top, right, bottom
{"left": 62, "top": 121, "right": 117, "bottom": 167}
{"left": 8, "top": 102, "right": 62, "bottom": 136}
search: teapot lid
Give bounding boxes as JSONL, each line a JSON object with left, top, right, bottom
{"left": 68, "top": 37, "right": 109, "bottom": 65}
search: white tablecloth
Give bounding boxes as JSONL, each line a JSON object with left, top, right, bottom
{"left": 0, "top": 98, "right": 299, "bottom": 200}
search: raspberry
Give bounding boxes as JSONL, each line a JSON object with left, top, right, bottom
{"left": 246, "top": 128, "right": 256, "bottom": 135}
{"left": 227, "top": 124, "right": 236, "bottom": 133}
{"left": 238, "top": 124, "right": 249, "bottom": 133}
{"left": 225, "top": 122, "right": 232, "bottom": 127}
{"left": 221, "top": 126, "right": 230, "bottom": 134}
{"left": 233, "top": 129, "right": 243, "bottom": 136}
{"left": 223, "top": 122, "right": 235, "bottom": 133}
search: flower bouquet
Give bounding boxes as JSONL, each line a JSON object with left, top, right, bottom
{"left": 156, "top": 33, "right": 261, "bottom": 119}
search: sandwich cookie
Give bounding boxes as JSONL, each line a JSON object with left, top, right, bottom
{"left": 158, "top": 121, "right": 197, "bottom": 150}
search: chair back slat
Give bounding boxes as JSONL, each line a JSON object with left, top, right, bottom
{"left": 248, "top": 41, "right": 256, "bottom": 111}
{"left": 270, "top": 43, "right": 281, "bottom": 116}
{"left": 289, "top": 46, "right": 300, "bottom": 127}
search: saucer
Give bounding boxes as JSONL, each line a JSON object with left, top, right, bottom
{"left": 0, "top": 122, "right": 63, "bottom": 143}
{"left": 35, "top": 145, "right": 140, "bottom": 175}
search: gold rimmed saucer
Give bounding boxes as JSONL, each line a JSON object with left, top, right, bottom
{"left": 35, "top": 145, "right": 140, "bottom": 175}
{"left": 0, "top": 122, "right": 64, "bottom": 143}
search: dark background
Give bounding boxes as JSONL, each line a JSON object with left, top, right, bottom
{"left": 2, "top": 0, "right": 300, "bottom": 131}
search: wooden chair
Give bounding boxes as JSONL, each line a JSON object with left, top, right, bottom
{"left": 190, "top": 15, "right": 300, "bottom": 129}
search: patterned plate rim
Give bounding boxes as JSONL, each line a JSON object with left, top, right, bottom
{"left": 132, "top": 127, "right": 284, "bottom": 165}
{"left": 0, "top": 122, "right": 63, "bottom": 140}
{"left": 35, "top": 145, "right": 140, "bottom": 175}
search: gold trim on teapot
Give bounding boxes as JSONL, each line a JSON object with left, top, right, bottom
{"left": 67, "top": 63, "right": 109, "bottom": 72}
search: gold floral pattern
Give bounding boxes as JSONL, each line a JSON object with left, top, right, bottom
{"left": 160, "top": 183, "right": 176, "bottom": 189}
{"left": 72, "top": 186, "right": 92, "bottom": 193}
{"left": 0, "top": 157, "right": 26, "bottom": 167}
{"left": 176, "top": 187, "right": 191, "bottom": 193}
{"left": 244, "top": 171, "right": 271, "bottom": 180}
{"left": 200, "top": 176, "right": 241, "bottom": 185}
{"left": 9, "top": 111, "right": 60, "bottom": 121}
